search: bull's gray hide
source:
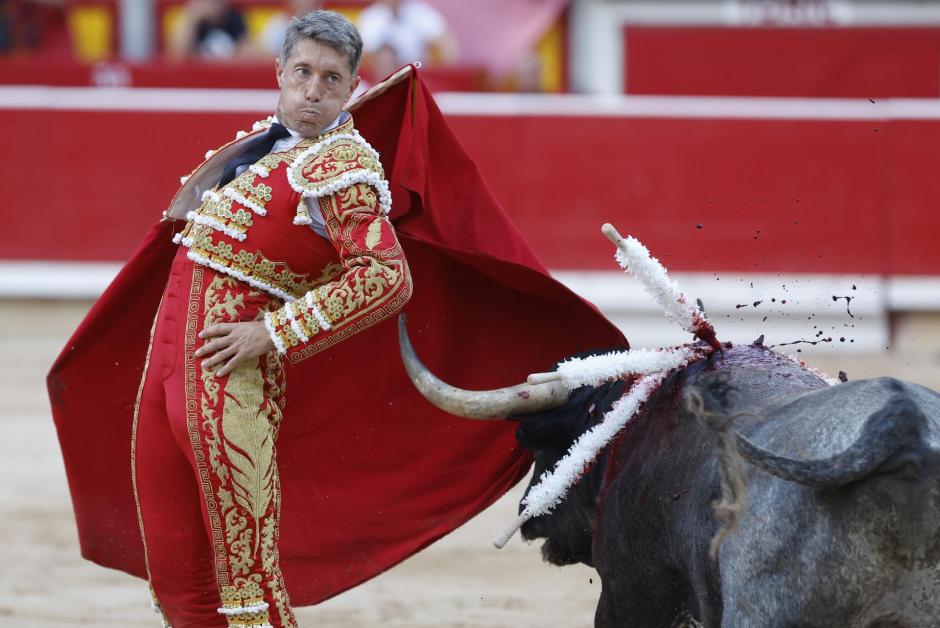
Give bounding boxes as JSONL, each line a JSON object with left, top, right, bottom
{"left": 400, "top": 322, "right": 940, "bottom": 628}
{"left": 708, "top": 366, "right": 940, "bottom": 628}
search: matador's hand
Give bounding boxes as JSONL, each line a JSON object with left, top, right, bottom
{"left": 196, "top": 321, "right": 275, "bottom": 377}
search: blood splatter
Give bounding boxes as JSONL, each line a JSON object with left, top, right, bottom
{"left": 770, "top": 338, "right": 834, "bottom": 349}
{"left": 832, "top": 295, "right": 855, "bottom": 318}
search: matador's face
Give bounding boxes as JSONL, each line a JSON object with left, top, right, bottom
{"left": 275, "top": 39, "right": 360, "bottom": 138}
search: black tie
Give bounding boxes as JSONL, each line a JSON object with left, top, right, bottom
{"left": 218, "top": 122, "right": 291, "bottom": 186}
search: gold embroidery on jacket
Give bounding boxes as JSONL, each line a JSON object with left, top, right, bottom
{"left": 315, "top": 260, "right": 344, "bottom": 284}
{"left": 187, "top": 223, "right": 318, "bottom": 299}
{"left": 182, "top": 140, "right": 307, "bottom": 243}
{"left": 289, "top": 139, "right": 384, "bottom": 195}
{"left": 256, "top": 152, "right": 290, "bottom": 171}
{"left": 365, "top": 220, "right": 383, "bottom": 250}
{"left": 202, "top": 195, "right": 254, "bottom": 235}
{"left": 233, "top": 176, "right": 274, "bottom": 205}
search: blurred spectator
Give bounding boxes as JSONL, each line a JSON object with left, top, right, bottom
{"left": 168, "top": 0, "right": 253, "bottom": 60}
{"left": 0, "top": 0, "right": 71, "bottom": 57}
{"left": 358, "top": 0, "right": 457, "bottom": 79}
{"left": 511, "top": 51, "right": 543, "bottom": 93}
{"left": 259, "top": 0, "right": 321, "bottom": 58}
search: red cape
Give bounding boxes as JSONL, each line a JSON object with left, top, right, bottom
{"left": 47, "top": 67, "right": 627, "bottom": 605}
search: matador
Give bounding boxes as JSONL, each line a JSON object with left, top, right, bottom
{"left": 133, "top": 11, "right": 418, "bottom": 625}
{"left": 48, "top": 9, "right": 626, "bottom": 628}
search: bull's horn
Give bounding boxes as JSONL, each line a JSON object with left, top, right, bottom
{"left": 736, "top": 394, "right": 927, "bottom": 489}
{"left": 398, "top": 314, "right": 570, "bottom": 419}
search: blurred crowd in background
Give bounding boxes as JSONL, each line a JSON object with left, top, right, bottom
{"left": 0, "top": 0, "right": 570, "bottom": 91}
{"left": 2, "top": 0, "right": 895, "bottom": 93}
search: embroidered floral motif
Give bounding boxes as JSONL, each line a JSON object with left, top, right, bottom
{"left": 286, "top": 131, "right": 392, "bottom": 216}
{"left": 256, "top": 151, "right": 294, "bottom": 172}
{"left": 235, "top": 177, "right": 273, "bottom": 205}
{"left": 201, "top": 195, "right": 254, "bottom": 232}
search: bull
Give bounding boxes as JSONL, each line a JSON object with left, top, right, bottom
{"left": 399, "top": 318, "right": 940, "bottom": 627}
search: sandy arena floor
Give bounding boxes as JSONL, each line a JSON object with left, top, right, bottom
{"left": 2, "top": 299, "right": 938, "bottom": 627}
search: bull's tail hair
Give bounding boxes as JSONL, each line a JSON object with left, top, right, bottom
{"left": 685, "top": 384, "right": 753, "bottom": 559}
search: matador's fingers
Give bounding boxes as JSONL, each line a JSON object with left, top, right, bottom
{"left": 201, "top": 346, "right": 237, "bottom": 371}
{"left": 216, "top": 352, "right": 247, "bottom": 378}
{"left": 199, "top": 323, "right": 233, "bottom": 339}
{"left": 194, "top": 336, "right": 231, "bottom": 358}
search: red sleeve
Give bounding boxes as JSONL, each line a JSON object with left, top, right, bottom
{"left": 264, "top": 182, "right": 412, "bottom": 362}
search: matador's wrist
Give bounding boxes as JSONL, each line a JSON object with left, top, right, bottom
{"left": 264, "top": 295, "right": 333, "bottom": 356}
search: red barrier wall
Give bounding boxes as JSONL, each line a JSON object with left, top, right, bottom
{"left": 3, "top": 101, "right": 938, "bottom": 274}
{"left": 454, "top": 115, "right": 936, "bottom": 275}
{"left": 624, "top": 27, "right": 940, "bottom": 98}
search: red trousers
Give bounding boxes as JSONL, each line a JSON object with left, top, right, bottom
{"left": 133, "top": 252, "right": 297, "bottom": 627}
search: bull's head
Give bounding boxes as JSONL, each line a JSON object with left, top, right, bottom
{"left": 398, "top": 315, "right": 626, "bottom": 566}
{"left": 513, "top": 379, "right": 628, "bottom": 566}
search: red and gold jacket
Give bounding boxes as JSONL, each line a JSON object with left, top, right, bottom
{"left": 167, "top": 116, "right": 412, "bottom": 363}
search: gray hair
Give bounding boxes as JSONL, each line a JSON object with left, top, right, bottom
{"left": 281, "top": 10, "right": 363, "bottom": 74}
